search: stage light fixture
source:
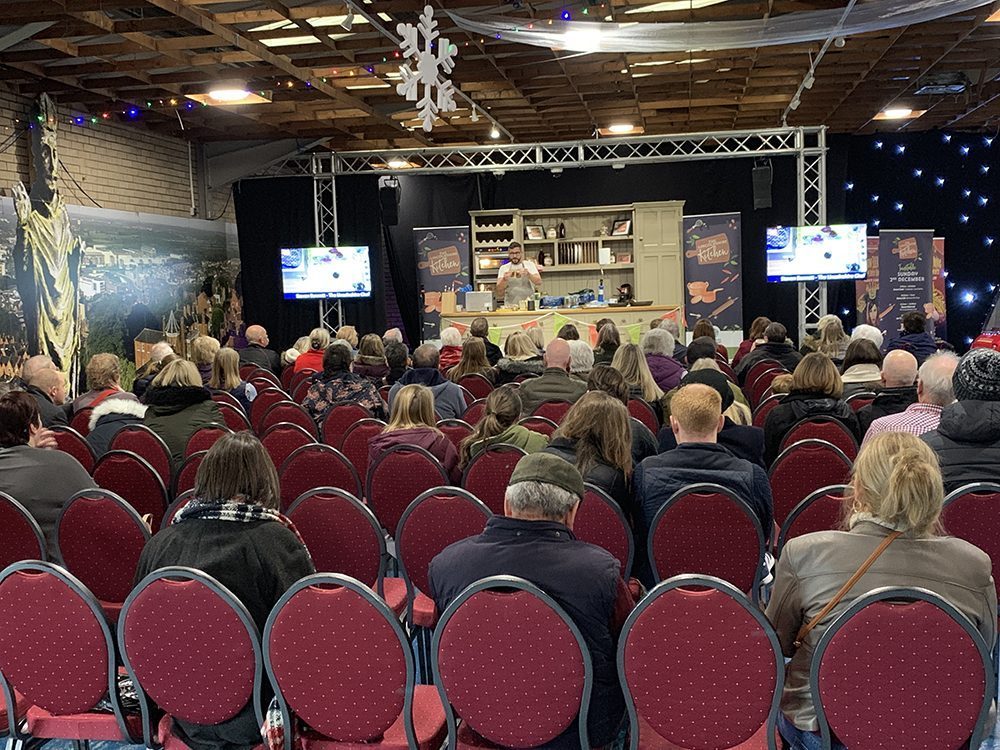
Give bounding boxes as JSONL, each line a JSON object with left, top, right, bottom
{"left": 874, "top": 107, "right": 925, "bottom": 121}
{"left": 489, "top": 126, "right": 501, "bottom": 139}
{"left": 341, "top": 10, "right": 355, "bottom": 30}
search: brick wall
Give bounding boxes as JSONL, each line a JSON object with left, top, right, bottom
{"left": 0, "top": 84, "right": 235, "bottom": 222}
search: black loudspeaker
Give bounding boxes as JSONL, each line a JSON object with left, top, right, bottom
{"left": 379, "top": 181, "right": 400, "bottom": 225}
{"left": 752, "top": 163, "right": 772, "bottom": 209}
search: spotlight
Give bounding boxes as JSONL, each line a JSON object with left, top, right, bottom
{"left": 834, "top": 37, "right": 846, "bottom": 47}
{"left": 489, "top": 126, "right": 501, "bottom": 139}
{"left": 341, "top": 10, "right": 354, "bottom": 30}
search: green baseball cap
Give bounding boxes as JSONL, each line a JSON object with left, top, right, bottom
{"left": 509, "top": 453, "right": 585, "bottom": 499}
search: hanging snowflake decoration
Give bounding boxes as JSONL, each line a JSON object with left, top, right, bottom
{"left": 396, "top": 5, "right": 458, "bottom": 132}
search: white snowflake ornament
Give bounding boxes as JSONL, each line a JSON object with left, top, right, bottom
{"left": 396, "top": 5, "right": 458, "bottom": 132}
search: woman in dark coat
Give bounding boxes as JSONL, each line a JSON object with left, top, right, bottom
{"left": 144, "top": 359, "right": 225, "bottom": 469}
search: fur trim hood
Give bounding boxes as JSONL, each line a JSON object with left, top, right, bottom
{"left": 88, "top": 397, "right": 147, "bottom": 431}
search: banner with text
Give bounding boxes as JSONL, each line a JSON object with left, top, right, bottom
{"left": 415, "top": 225, "right": 470, "bottom": 341}
{"left": 682, "top": 212, "right": 743, "bottom": 334}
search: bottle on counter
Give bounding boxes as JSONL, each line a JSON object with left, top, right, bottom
{"left": 558, "top": 221, "right": 566, "bottom": 238}
{"left": 597, "top": 279, "right": 605, "bottom": 304}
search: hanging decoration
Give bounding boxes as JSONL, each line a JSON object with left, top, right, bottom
{"left": 396, "top": 5, "right": 458, "bottom": 132}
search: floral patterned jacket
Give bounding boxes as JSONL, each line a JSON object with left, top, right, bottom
{"left": 302, "top": 371, "right": 386, "bottom": 423}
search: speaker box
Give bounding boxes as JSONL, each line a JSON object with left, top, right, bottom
{"left": 379, "top": 183, "right": 399, "bottom": 225}
{"left": 752, "top": 164, "right": 772, "bottom": 210}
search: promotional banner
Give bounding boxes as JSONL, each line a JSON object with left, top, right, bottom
{"left": 415, "top": 226, "right": 470, "bottom": 341}
{"left": 682, "top": 213, "right": 743, "bottom": 337}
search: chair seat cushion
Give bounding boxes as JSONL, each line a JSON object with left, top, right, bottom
{"left": 632, "top": 715, "right": 772, "bottom": 749}
{"left": 380, "top": 577, "right": 407, "bottom": 616}
{"left": 0, "top": 690, "right": 30, "bottom": 733}
{"left": 412, "top": 592, "right": 438, "bottom": 629}
{"left": 301, "top": 685, "right": 446, "bottom": 750}
{"left": 27, "top": 705, "right": 142, "bottom": 741}
{"left": 159, "top": 715, "right": 264, "bottom": 750}
{"left": 101, "top": 601, "right": 123, "bottom": 622}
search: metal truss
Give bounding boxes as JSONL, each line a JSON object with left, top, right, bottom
{"left": 313, "top": 158, "right": 342, "bottom": 332}
{"left": 796, "top": 127, "right": 828, "bottom": 345}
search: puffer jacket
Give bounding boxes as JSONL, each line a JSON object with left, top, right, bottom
{"left": 645, "top": 353, "right": 687, "bottom": 392}
{"left": 143, "top": 385, "right": 224, "bottom": 468}
{"left": 494, "top": 356, "right": 544, "bottom": 386}
{"left": 87, "top": 398, "right": 148, "bottom": 457}
{"left": 923, "top": 401, "right": 1000, "bottom": 492}
{"left": 763, "top": 391, "right": 859, "bottom": 466}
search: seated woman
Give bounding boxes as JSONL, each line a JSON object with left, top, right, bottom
{"left": 189, "top": 335, "right": 221, "bottom": 386}
{"left": 448, "top": 338, "right": 495, "bottom": 384}
{"left": 336, "top": 325, "right": 359, "bottom": 352}
{"left": 144, "top": 359, "right": 225, "bottom": 469}
{"left": 209, "top": 347, "right": 257, "bottom": 414}
{"left": 302, "top": 342, "right": 386, "bottom": 424}
{"left": 543, "top": 391, "right": 632, "bottom": 515}
{"left": 840, "top": 338, "right": 883, "bottom": 398}
{"left": 459, "top": 386, "right": 548, "bottom": 468}
{"left": 763, "top": 353, "right": 860, "bottom": 466}
{"left": 586, "top": 366, "right": 657, "bottom": 467}
{"left": 134, "top": 432, "right": 315, "bottom": 750}
{"left": 593, "top": 322, "right": 621, "bottom": 366}
{"left": 557, "top": 323, "right": 580, "bottom": 341}
{"left": 801, "top": 314, "right": 850, "bottom": 363}
{"left": 353, "top": 333, "right": 390, "bottom": 383}
{"left": 568, "top": 340, "right": 594, "bottom": 383}
{"left": 384, "top": 341, "right": 410, "bottom": 386}
{"left": 438, "top": 327, "right": 464, "bottom": 374}
{"left": 692, "top": 318, "right": 729, "bottom": 363}
{"left": 494, "top": 331, "right": 545, "bottom": 385}
{"left": 72, "top": 353, "right": 139, "bottom": 413}
{"left": 733, "top": 316, "right": 770, "bottom": 368}
{"left": 766, "top": 432, "right": 996, "bottom": 750}
{"left": 367, "top": 384, "right": 460, "bottom": 483}
{"left": 612, "top": 343, "right": 666, "bottom": 422}
{"left": 293, "top": 328, "right": 329, "bottom": 373}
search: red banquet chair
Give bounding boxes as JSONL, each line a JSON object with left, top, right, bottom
{"left": 251, "top": 388, "right": 289, "bottom": 432}
{"left": 742, "top": 359, "right": 783, "bottom": 388}
{"left": 457, "top": 374, "right": 494, "bottom": 401}
{"left": 322, "top": 403, "right": 373, "bottom": 449}
{"left": 461, "top": 399, "right": 487, "bottom": 426}
{"left": 55, "top": 489, "right": 150, "bottom": 621}
{"left": 216, "top": 401, "right": 252, "bottom": 432}
{"left": 378, "top": 384, "right": 391, "bottom": 404}
{"left": 69, "top": 406, "right": 94, "bottom": 436}
{"left": 250, "top": 372, "right": 281, "bottom": 392}
{"left": 280, "top": 366, "right": 296, "bottom": 392}
{"left": 627, "top": 399, "right": 659, "bottom": 433}
{"left": 120, "top": 568, "right": 264, "bottom": 750}
{"left": 753, "top": 394, "right": 784, "bottom": 429}
{"left": 811, "top": 588, "right": 995, "bottom": 750}
{"left": 93, "top": 449, "right": 169, "bottom": 531}
{"left": 618, "top": 575, "right": 784, "bottom": 749}
{"left": 779, "top": 416, "right": 859, "bottom": 461}
{"left": 49, "top": 425, "right": 97, "bottom": 474}
{"left": 748, "top": 368, "right": 785, "bottom": 409}
{"left": 291, "top": 379, "right": 314, "bottom": 405}
{"left": 532, "top": 399, "right": 573, "bottom": 424}
{"left": 0, "top": 561, "right": 143, "bottom": 743}
{"left": 942, "top": 482, "right": 1000, "bottom": 608}
{"left": 263, "top": 574, "right": 447, "bottom": 750}
{"left": 260, "top": 423, "right": 315, "bottom": 474}
{"left": 575, "top": 484, "right": 634, "bottom": 579}
{"left": 279, "top": 444, "right": 362, "bottom": 511}
{"left": 846, "top": 392, "right": 877, "bottom": 412}
{"left": 172, "top": 451, "right": 207, "bottom": 496}
{"left": 647, "top": 483, "right": 767, "bottom": 603}
{"left": 517, "top": 416, "right": 558, "bottom": 438}
{"left": 437, "top": 419, "right": 473, "bottom": 453}
{"left": 717, "top": 360, "right": 738, "bottom": 384}
{"left": 289, "top": 368, "right": 318, "bottom": 395}
{"left": 161, "top": 490, "right": 196, "bottom": 529}
{"left": 340, "top": 418, "right": 387, "bottom": 480}
{"left": 0, "top": 491, "right": 47, "bottom": 566}
{"left": 239, "top": 364, "right": 258, "bottom": 380}
{"left": 184, "top": 422, "right": 233, "bottom": 457}
{"left": 776, "top": 484, "right": 849, "bottom": 558}
{"left": 107, "top": 424, "right": 172, "bottom": 489}
{"left": 462, "top": 444, "right": 528, "bottom": 515}
{"left": 367, "top": 445, "right": 450, "bottom": 535}
{"left": 260, "top": 400, "right": 318, "bottom": 439}
{"left": 769, "top": 439, "right": 852, "bottom": 527}
{"left": 286, "top": 488, "right": 406, "bottom": 615}
{"left": 432, "top": 575, "right": 594, "bottom": 749}
{"left": 211, "top": 390, "right": 245, "bottom": 414}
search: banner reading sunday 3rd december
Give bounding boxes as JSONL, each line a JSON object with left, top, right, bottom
{"left": 875, "top": 229, "right": 936, "bottom": 337}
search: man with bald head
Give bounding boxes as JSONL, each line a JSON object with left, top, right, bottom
{"left": 238, "top": 324, "right": 280, "bottom": 374}
{"left": 26, "top": 364, "right": 69, "bottom": 427}
{"left": 863, "top": 352, "right": 958, "bottom": 446}
{"left": 387, "top": 342, "right": 467, "bottom": 419}
{"left": 517, "top": 337, "right": 587, "bottom": 416}
{"left": 857, "top": 349, "right": 919, "bottom": 434}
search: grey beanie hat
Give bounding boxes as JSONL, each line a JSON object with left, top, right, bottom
{"left": 953, "top": 348, "right": 1000, "bottom": 402}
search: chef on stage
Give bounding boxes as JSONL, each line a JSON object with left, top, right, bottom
{"left": 495, "top": 241, "right": 542, "bottom": 307}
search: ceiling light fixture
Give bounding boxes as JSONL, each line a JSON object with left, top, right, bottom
{"left": 207, "top": 81, "right": 251, "bottom": 102}
{"left": 490, "top": 126, "right": 501, "bottom": 139}
{"left": 607, "top": 123, "right": 635, "bottom": 134}
{"left": 874, "top": 107, "right": 927, "bottom": 121}
{"left": 341, "top": 10, "right": 355, "bottom": 30}
{"left": 387, "top": 158, "right": 414, "bottom": 169}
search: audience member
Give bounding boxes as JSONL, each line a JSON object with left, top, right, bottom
{"left": 766, "top": 432, "right": 995, "bottom": 749}
{"left": 448, "top": 338, "right": 495, "bottom": 384}
{"left": 593, "top": 322, "right": 621, "bottom": 366}
{"left": 209, "top": 348, "right": 257, "bottom": 414}
{"left": 527, "top": 326, "right": 546, "bottom": 353}
{"left": 763, "top": 353, "right": 859, "bottom": 466}
{"left": 133, "top": 341, "right": 174, "bottom": 400}
{"left": 611, "top": 343, "right": 665, "bottom": 422}
{"left": 733, "top": 316, "right": 770, "bottom": 368}
{"left": 0, "top": 391, "right": 95, "bottom": 553}
{"left": 495, "top": 331, "right": 545, "bottom": 385}
{"left": 851, "top": 323, "right": 884, "bottom": 350}
{"left": 384, "top": 341, "right": 410, "bottom": 386}
{"left": 641, "top": 328, "right": 686, "bottom": 392}
{"left": 802, "top": 314, "right": 849, "bottom": 362}
{"left": 87, "top": 393, "right": 147, "bottom": 458}
{"left": 770, "top": 373, "right": 793, "bottom": 394}
{"left": 282, "top": 336, "right": 310, "bottom": 369}
{"left": 239, "top": 325, "right": 280, "bottom": 374}
{"left": 687, "top": 359, "right": 752, "bottom": 423}
{"left": 863, "top": 352, "right": 958, "bottom": 446}
{"left": 885, "top": 311, "right": 937, "bottom": 365}
{"left": 587, "top": 366, "right": 658, "bottom": 468}
{"left": 72, "top": 353, "right": 139, "bottom": 413}
{"left": 25, "top": 365, "right": 68, "bottom": 427}
{"left": 144, "top": 359, "right": 225, "bottom": 468}
{"left": 923, "top": 348, "right": 1000, "bottom": 490}
{"left": 557, "top": 323, "right": 580, "bottom": 341}
{"left": 692, "top": 318, "right": 729, "bottom": 363}
{"left": 382, "top": 328, "right": 404, "bottom": 345}
{"left": 428, "top": 453, "right": 632, "bottom": 749}
{"left": 336, "top": 325, "right": 359, "bottom": 351}
{"left": 544, "top": 391, "right": 633, "bottom": 513}
{"left": 134, "top": 432, "right": 315, "bottom": 750}
{"left": 389, "top": 344, "right": 466, "bottom": 420}
{"left": 190, "top": 335, "right": 221, "bottom": 386}
{"left": 294, "top": 328, "right": 329, "bottom": 373}
{"left": 518, "top": 338, "right": 587, "bottom": 416}
{"left": 438, "top": 326, "right": 464, "bottom": 373}
{"left": 470, "top": 316, "right": 502, "bottom": 366}
{"left": 855, "top": 350, "right": 918, "bottom": 433}
{"left": 686, "top": 336, "right": 750, "bottom": 410}
{"left": 353, "top": 333, "right": 389, "bottom": 383}
{"left": 840, "top": 339, "right": 884, "bottom": 397}
{"left": 658, "top": 318, "right": 687, "bottom": 363}
{"left": 568, "top": 339, "right": 594, "bottom": 383}
{"left": 735, "top": 322, "right": 803, "bottom": 383}
{"left": 459, "top": 386, "right": 548, "bottom": 468}
{"left": 302, "top": 343, "right": 385, "bottom": 424}
{"left": 369, "top": 384, "right": 460, "bottom": 483}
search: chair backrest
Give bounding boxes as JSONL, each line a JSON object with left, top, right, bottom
{"left": 744, "top": 359, "right": 783, "bottom": 388}
{"left": 780, "top": 415, "right": 859, "bottom": 460}
{"left": 378, "top": 384, "right": 391, "bottom": 403}
{"left": 161, "top": 490, "right": 196, "bottom": 529}
{"left": 461, "top": 399, "right": 487, "bottom": 425}
{"left": 260, "top": 401, "right": 318, "bottom": 439}
{"left": 812, "top": 587, "right": 995, "bottom": 750}
{"left": 120, "top": 568, "right": 262, "bottom": 749}
{"left": 437, "top": 419, "right": 474, "bottom": 453}
{"left": 216, "top": 401, "right": 252, "bottom": 432}
{"left": 769, "top": 438, "right": 852, "bottom": 526}
{"left": 339, "top": 418, "right": 386, "bottom": 480}
{"left": 627, "top": 399, "right": 659, "bottom": 433}
{"left": 291, "top": 378, "right": 314, "bottom": 405}
{"left": 108, "top": 424, "right": 172, "bottom": 488}
{"left": 514, "top": 373, "right": 539, "bottom": 383}
{"left": 70, "top": 406, "right": 94, "bottom": 436}
{"left": 648, "top": 483, "right": 766, "bottom": 600}
{"left": 289, "top": 369, "right": 317, "bottom": 395}
{"left": 249, "top": 372, "right": 281, "bottom": 392}
{"left": 251, "top": 388, "right": 289, "bottom": 432}
{"left": 846, "top": 392, "right": 877, "bottom": 412}
{"left": 367, "top": 445, "right": 451, "bottom": 533}
{"left": 532, "top": 399, "right": 573, "bottom": 423}
{"left": 55, "top": 489, "right": 150, "bottom": 605}
{"left": 942, "top": 482, "right": 1000, "bottom": 607}
{"left": 461, "top": 444, "right": 528, "bottom": 515}
{"left": 752, "top": 393, "right": 784, "bottom": 429}
{"left": 280, "top": 365, "right": 296, "bottom": 391}
{"left": 50, "top": 425, "right": 97, "bottom": 474}
{"left": 396, "top": 488, "right": 491, "bottom": 621}
{"left": 321, "top": 402, "right": 372, "bottom": 449}
{"left": 260, "top": 423, "right": 315, "bottom": 474}
{"left": 748, "top": 368, "right": 785, "bottom": 408}
{"left": 777, "top": 485, "right": 849, "bottom": 557}
{"left": 457, "top": 384, "right": 476, "bottom": 407}
{"left": 172, "top": 451, "right": 207, "bottom": 497}
{"left": 618, "top": 575, "right": 783, "bottom": 749}
{"left": 575, "top": 484, "right": 634, "bottom": 579}
{"left": 717, "top": 360, "right": 738, "bottom": 383}
{"left": 0, "top": 492, "right": 46, "bottom": 567}
{"left": 93, "top": 450, "right": 168, "bottom": 531}
{"left": 211, "top": 390, "right": 245, "bottom": 414}
{"left": 433, "top": 575, "right": 592, "bottom": 749}
{"left": 517, "top": 416, "right": 558, "bottom": 437}
{"left": 457, "top": 373, "right": 494, "bottom": 400}
{"left": 239, "top": 364, "right": 259, "bottom": 380}
{"left": 264, "top": 574, "right": 418, "bottom": 746}
{"left": 184, "top": 422, "right": 233, "bottom": 458}
{"left": 279, "top": 444, "right": 362, "bottom": 511}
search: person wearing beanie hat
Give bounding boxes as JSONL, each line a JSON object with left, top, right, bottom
{"left": 428, "top": 451, "right": 634, "bottom": 748}
{"left": 923, "top": 348, "right": 1000, "bottom": 491}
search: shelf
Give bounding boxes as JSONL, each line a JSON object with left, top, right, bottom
{"left": 476, "top": 263, "right": 634, "bottom": 278}
{"left": 523, "top": 236, "right": 633, "bottom": 244}
{"left": 473, "top": 244, "right": 512, "bottom": 251}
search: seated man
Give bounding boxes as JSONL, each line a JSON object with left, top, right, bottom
{"left": 24, "top": 361, "right": 69, "bottom": 427}
{"left": 238, "top": 324, "right": 281, "bottom": 374}
{"left": 735, "top": 322, "right": 803, "bottom": 384}
{"left": 864, "top": 352, "right": 958, "bottom": 446}
{"left": 856, "top": 349, "right": 918, "bottom": 434}
{"left": 635, "top": 383, "right": 773, "bottom": 585}
{"left": 518, "top": 338, "right": 587, "bottom": 416}
{"left": 388, "top": 343, "right": 466, "bottom": 419}
{"left": 429, "top": 453, "right": 633, "bottom": 748}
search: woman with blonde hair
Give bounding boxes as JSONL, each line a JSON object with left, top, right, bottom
{"left": 815, "top": 314, "right": 849, "bottom": 362}
{"left": 526, "top": 326, "right": 546, "bottom": 354}
{"left": 767, "top": 432, "right": 996, "bottom": 749}
{"left": 353, "top": 333, "right": 389, "bottom": 383}
{"left": 282, "top": 336, "right": 310, "bottom": 369}
{"left": 336, "top": 325, "right": 359, "bottom": 350}
{"left": 612, "top": 343, "right": 666, "bottom": 422}
{"left": 544, "top": 390, "right": 633, "bottom": 512}
{"left": 189, "top": 335, "right": 221, "bottom": 386}
{"left": 144, "top": 358, "right": 224, "bottom": 467}
{"left": 209, "top": 348, "right": 257, "bottom": 414}
{"left": 72, "top": 352, "right": 139, "bottom": 413}
{"left": 448, "top": 337, "right": 495, "bottom": 383}
{"left": 459, "top": 386, "right": 547, "bottom": 468}
{"left": 294, "top": 327, "right": 330, "bottom": 373}
{"left": 367, "top": 383, "right": 459, "bottom": 482}
{"left": 495, "top": 330, "right": 545, "bottom": 385}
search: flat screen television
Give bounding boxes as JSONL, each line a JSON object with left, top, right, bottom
{"left": 766, "top": 224, "right": 867, "bottom": 282}
{"left": 280, "top": 246, "right": 372, "bottom": 300}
